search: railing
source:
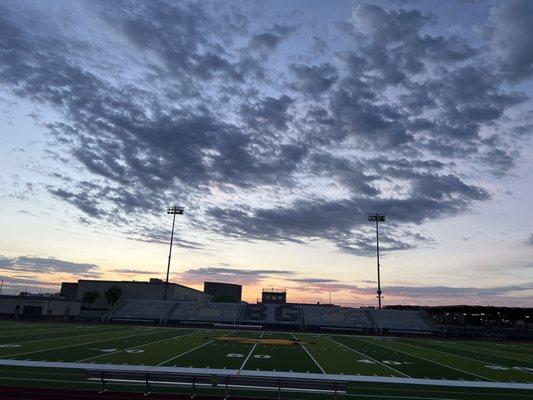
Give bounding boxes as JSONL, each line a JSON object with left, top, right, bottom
{"left": 86, "top": 369, "right": 347, "bottom": 399}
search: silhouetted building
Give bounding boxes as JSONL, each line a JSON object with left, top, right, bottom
{"left": 60, "top": 279, "right": 209, "bottom": 309}
{"left": 0, "top": 294, "right": 80, "bottom": 319}
{"left": 203, "top": 282, "right": 242, "bottom": 302}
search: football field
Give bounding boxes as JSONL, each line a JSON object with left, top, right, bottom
{"left": 0, "top": 321, "right": 532, "bottom": 399}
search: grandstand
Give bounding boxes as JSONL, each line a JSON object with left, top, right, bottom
{"left": 108, "top": 299, "right": 437, "bottom": 333}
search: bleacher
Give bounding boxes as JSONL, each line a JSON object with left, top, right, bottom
{"left": 167, "top": 301, "right": 242, "bottom": 324}
{"left": 238, "top": 304, "right": 302, "bottom": 327}
{"left": 111, "top": 300, "right": 243, "bottom": 324}
{"left": 111, "top": 299, "right": 177, "bottom": 323}
{"left": 109, "top": 300, "right": 437, "bottom": 332}
{"left": 301, "top": 305, "right": 373, "bottom": 330}
{"left": 367, "top": 309, "right": 435, "bottom": 332}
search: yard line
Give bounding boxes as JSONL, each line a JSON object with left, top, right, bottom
{"left": 406, "top": 342, "right": 531, "bottom": 365}
{"left": 0, "top": 327, "right": 130, "bottom": 346}
{"left": 0, "top": 330, "right": 159, "bottom": 358}
{"left": 404, "top": 340, "right": 533, "bottom": 367}
{"left": 76, "top": 331, "right": 197, "bottom": 362}
{"left": 359, "top": 338, "right": 494, "bottom": 382}
{"left": 238, "top": 331, "right": 264, "bottom": 372}
{"left": 343, "top": 394, "right": 457, "bottom": 400}
{"left": 156, "top": 330, "right": 235, "bottom": 366}
{"left": 290, "top": 333, "right": 325, "bottom": 374}
{"left": 324, "top": 336, "right": 410, "bottom": 378}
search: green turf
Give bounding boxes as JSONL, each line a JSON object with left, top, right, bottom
{"left": 0, "top": 321, "right": 532, "bottom": 399}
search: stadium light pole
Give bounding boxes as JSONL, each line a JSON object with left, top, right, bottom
{"left": 164, "top": 206, "right": 184, "bottom": 300}
{"left": 368, "top": 213, "right": 386, "bottom": 309}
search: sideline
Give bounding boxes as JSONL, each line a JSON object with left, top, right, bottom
{"left": 0, "top": 359, "right": 532, "bottom": 390}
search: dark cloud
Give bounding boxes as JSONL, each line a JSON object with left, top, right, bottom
{"left": 0, "top": 0, "right": 528, "bottom": 257}
{"left": 526, "top": 234, "right": 533, "bottom": 247}
{"left": 0, "top": 275, "right": 59, "bottom": 295}
{"left": 206, "top": 184, "right": 484, "bottom": 254}
{"left": 102, "top": 0, "right": 250, "bottom": 81}
{"left": 288, "top": 278, "right": 338, "bottom": 284}
{"left": 0, "top": 256, "right": 101, "bottom": 277}
{"left": 384, "top": 284, "right": 533, "bottom": 299}
{"left": 241, "top": 95, "right": 294, "bottom": 130}
{"left": 177, "top": 267, "right": 294, "bottom": 285}
{"left": 286, "top": 278, "right": 532, "bottom": 303}
{"left": 48, "top": 187, "right": 104, "bottom": 217}
{"left": 491, "top": 0, "right": 533, "bottom": 81}
{"left": 249, "top": 23, "right": 298, "bottom": 53}
{"left": 290, "top": 63, "right": 338, "bottom": 96}
{"left": 125, "top": 225, "right": 204, "bottom": 250}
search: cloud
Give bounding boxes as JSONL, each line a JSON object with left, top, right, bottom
{"left": 0, "top": 256, "right": 101, "bottom": 277}
{"left": 526, "top": 234, "right": 533, "bottom": 247}
{"left": 241, "top": 95, "right": 295, "bottom": 130}
{"left": 206, "top": 174, "right": 486, "bottom": 255}
{"left": 112, "top": 269, "right": 156, "bottom": 275}
{"left": 289, "top": 63, "right": 338, "bottom": 96}
{"left": 490, "top": 0, "right": 533, "bottom": 81}
{"left": 0, "top": 0, "right": 527, "bottom": 258}
{"left": 249, "top": 23, "right": 298, "bottom": 53}
{"left": 177, "top": 267, "right": 294, "bottom": 285}
{"left": 384, "top": 284, "right": 533, "bottom": 299}
{"left": 285, "top": 277, "right": 533, "bottom": 304}
{"left": 288, "top": 278, "right": 339, "bottom": 284}
{"left": 0, "top": 275, "right": 59, "bottom": 295}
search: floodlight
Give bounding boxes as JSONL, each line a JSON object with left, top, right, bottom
{"left": 368, "top": 213, "right": 386, "bottom": 222}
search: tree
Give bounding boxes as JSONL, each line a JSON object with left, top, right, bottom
{"left": 104, "top": 285, "right": 122, "bottom": 309}
{"left": 81, "top": 290, "right": 99, "bottom": 309}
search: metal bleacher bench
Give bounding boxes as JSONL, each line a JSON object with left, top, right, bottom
{"left": 86, "top": 368, "right": 348, "bottom": 399}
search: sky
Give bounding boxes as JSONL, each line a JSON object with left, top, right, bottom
{"left": 1, "top": 0, "right": 533, "bottom": 307}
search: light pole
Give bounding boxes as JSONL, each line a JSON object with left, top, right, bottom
{"left": 164, "top": 206, "right": 184, "bottom": 300}
{"left": 368, "top": 213, "right": 386, "bottom": 309}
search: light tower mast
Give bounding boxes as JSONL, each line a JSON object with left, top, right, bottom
{"left": 368, "top": 213, "right": 386, "bottom": 309}
{"left": 164, "top": 206, "right": 184, "bottom": 300}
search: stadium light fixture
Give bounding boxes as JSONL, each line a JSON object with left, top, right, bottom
{"left": 368, "top": 213, "right": 386, "bottom": 309}
{"left": 164, "top": 206, "right": 184, "bottom": 300}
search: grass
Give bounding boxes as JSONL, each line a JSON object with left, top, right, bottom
{"left": 0, "top": 321, "right": 532, "bottom": 399}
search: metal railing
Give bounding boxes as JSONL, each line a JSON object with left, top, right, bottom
{"left": 86, "top": 369, "right": 347, "bottom": 399}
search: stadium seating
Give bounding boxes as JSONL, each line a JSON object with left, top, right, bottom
{"left": 367, "top": 309, "right": 435, "bottom": 332}
{"left": 301, "top": 305, "right": 372, "bottom": 329}
{"left": 111, "top": 299, "right": 177, "bottom": 323}
{"left": 111, "top": 300, "right": 242, "bottom": 324}
{"left": 238, "top": 304, "right": 303, "bottom": 327}
{"left": 167, "top": 301, "right": 242, "bottom": 323}
{"left": 109, "top": 299, "right": 436, "bottom": 332}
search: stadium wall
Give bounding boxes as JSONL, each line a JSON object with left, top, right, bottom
{"left": 0, "top": 294, "right": 80, "bottom": 319}
{"left": 61, "top": 279, "right": 209, "bottom": 310}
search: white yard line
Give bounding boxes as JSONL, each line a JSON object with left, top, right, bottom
{"left": 0, "top": 330, "right": 158, "bottom": 359}
{"left": 238, "top": 331, "right": 265, "bottom": 372}
{"left": 77, "top": 331, "right": 197, "bottom": 362}
{"left": 325, "top": 336, "right": 410, "bottom": 378}
{"left": 343, "top": 394, "right": 457, "bottom": 400}
{"left": 360, "top": 338, "right": 494, "bottom": 382}
{"left": 405, "top": 340, "right": 533, "bottom": 367}
{"left": 156, "top": 330, "right": 235, "bottom": 367}
{"left": 0, "top": 328, "right": 130, "bottom": 346}
{"left": 291, "top": 332, "right": 325, "bottom": 374}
